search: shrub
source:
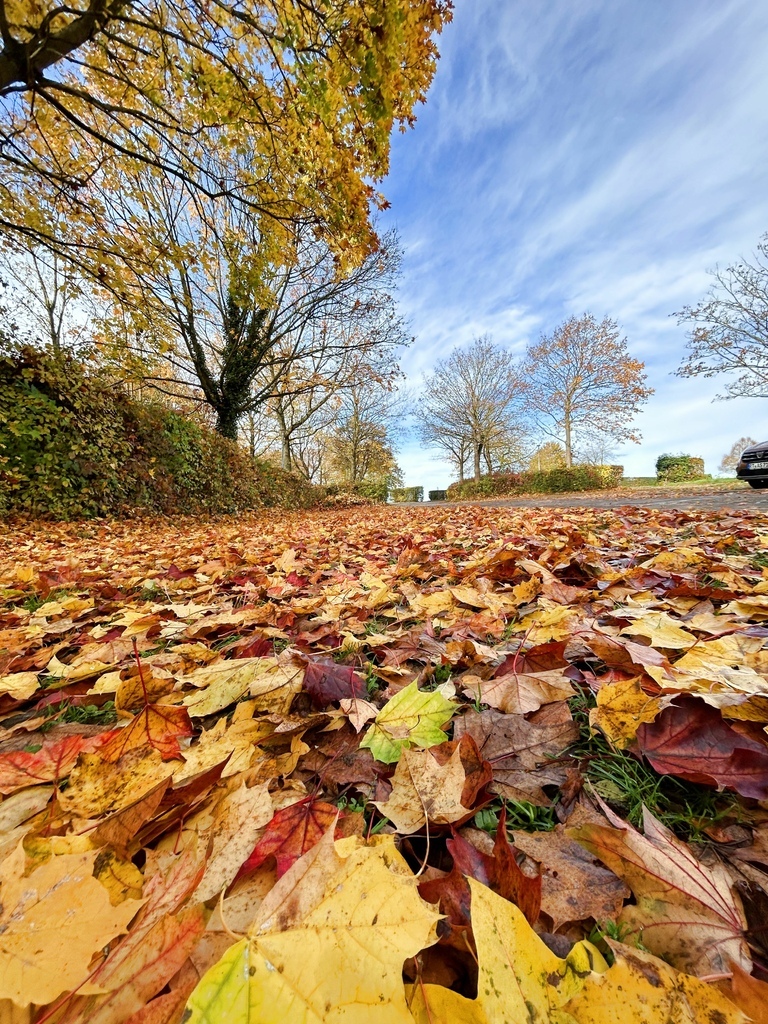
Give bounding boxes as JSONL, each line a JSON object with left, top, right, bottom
{"left": 0, "top": 347, "right": 320, "bottom": 518}
{"left": 655, "top": 454, "right": 706, "bottom": 482}
{"left": 352, "top": 479, "right": 389, "bottom": 503}
{"left": 445, "top": 466, "right": 623, "bottom": 500}
{"left": 390, "top": 486, "right": 424, "bottom": 502}
{"left": 523, "top": 465, "right": 623, "bottom": 493}
{"left": 428, "top": 489, "right": 447, "bottom": 501}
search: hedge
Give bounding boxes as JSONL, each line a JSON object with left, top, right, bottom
{"left": 655, "top": 454, "right": 706, "bottom": 482}
{"left": 446, "top": 466, "right": 624, "bottom": 500}
{"left": 428, "top": 490, "right": 447, "bottom": 501}
{"left": 390, "top": 486, "right": 424, "bottom": 502}
{"left": 0, "top": 347, "right": 320, "bottom": 518}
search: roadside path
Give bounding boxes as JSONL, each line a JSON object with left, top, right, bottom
{"left": 422, "top": 485, "right": 768, "bottom": 513}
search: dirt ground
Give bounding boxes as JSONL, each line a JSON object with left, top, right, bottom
{"left": 431, "top": 483, "right": 768, "bottom": 513}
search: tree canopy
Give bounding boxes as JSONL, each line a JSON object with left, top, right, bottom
{"left": 0, "top": 0, "right": 452, "bottom": 276}
{"left": 418, "top": 336, "right": 525, "bottom": 483}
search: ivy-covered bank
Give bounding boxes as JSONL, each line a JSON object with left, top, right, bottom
{"left": 0, "top": 348, "right": 319, "bottom": 518}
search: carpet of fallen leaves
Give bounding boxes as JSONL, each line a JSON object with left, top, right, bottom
{"left": 2, "top": 504, "right": 768, "bottom": 1023}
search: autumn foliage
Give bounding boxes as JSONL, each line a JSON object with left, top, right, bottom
{"left": 0, "top": 503, "right": 767, "bottom": 1021}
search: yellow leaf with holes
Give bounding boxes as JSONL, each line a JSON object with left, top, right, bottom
{"left": 563, "top": 942, "right": 748, "bottom": 1024}
{"left": 590, "top": 677, "right": 666, "bottom": 748}
{"left": 93, "top": 849, "right": 144, "bottom": 904}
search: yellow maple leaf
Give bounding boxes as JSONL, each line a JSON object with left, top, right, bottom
{"left": 409, "top": 879, "right": 607, "bottom": 1024}
{"left": 590, "top": 677, "right": 665, "bottom": 748}
{"left": 563, "top": 941, "right": 748, "bottom": 1024}
{"left": 184, "top": 833, "right": 439, "bottom": 1023}
{"left": 0, "top": 845, "right": 139, "bottom": 1006}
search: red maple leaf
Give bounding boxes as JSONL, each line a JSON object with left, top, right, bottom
{"left": 238, "top": 798, "right": 339, "bottom": 878}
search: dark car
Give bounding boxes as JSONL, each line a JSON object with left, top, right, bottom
{"left": 737, "top": 441, "right": 768, "bottom": 488}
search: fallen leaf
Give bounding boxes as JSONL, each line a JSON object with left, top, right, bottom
{"left": 721, "top": 961, "right": 768, "bottom": 1024}
{"left": 411, "top": 879, "right": 608, "bottom": 1024}
{"left": 636, "top": 697, "right": 768, "bottom": 799}
{"left": 303, "top": 659, "right": 367, "bottom": 707}
{"left": 511, "top": 826, "right": 630, "bottom": 931}
{"left": 570, "top": 804, "right": 750, "bottom": 976}
{"left": 0, "top": 729, "right": 121, "bottom": 794}
{"left": 0, "top": 674, "right": 39, "bottom": 701}
{"left": 338, "top": 696, "right": 379, "bottom": 732}
{"left": 360, "top": 682, "right": 455, "bottom": 764}
{"left": 563, "top": 940, "right": 748, "bottom": 1024}
{"left": 194, "top": 782, "right": 273, "bottom": 902}
{"left": 184, "top": 833, "right": 439, "bottom": 1024}
{"left": 61, "top": 745, "right": 176, "bottom": 818}
{"left": 374, "top": 746, "right": 469, "bottom": 833}
{"left": 0, "top": 845, "right": 138, "bottom": 1006}
{"left": 99, "top": 705, "right": 194, "bottom": 762}
{"left": 454, "top": 705, "right": 578, "bottom": 804}
{"left": 590, "top": 676, "right": 665, "bottom": 749}
{"left": 239, "top": 798, "right": 339, "bottom": 878}
{"left": 461, "top": 666, "right": 574, "bottom": 715}
{"left": 449, "top": 805, "right": 541, "bottom": 924}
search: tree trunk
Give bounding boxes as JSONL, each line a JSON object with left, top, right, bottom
{"left": 473, "top": 441, "right": 482, "bottom": 484}
{"left": 216, "top": 405, "right": 240, "bottom": 441}
{"left": 564, "top": 408, "right": 573, "bottom": 467}
{"left": 275, "top": 405, "right": 291, "bottom": 471}
{"left": 458, "top": 459, "right": 464, "bottom": 484}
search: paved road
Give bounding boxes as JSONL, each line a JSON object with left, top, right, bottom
{"left": 425, "top": 486, "right": 768, "bottom": 514}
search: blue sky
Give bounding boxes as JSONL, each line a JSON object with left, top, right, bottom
{"left": 381, "top": 0, "right": 768, "bottom": 491}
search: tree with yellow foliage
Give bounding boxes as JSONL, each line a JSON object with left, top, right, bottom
{"left": 0, "top": 0, "right": 451, "bottom": 276}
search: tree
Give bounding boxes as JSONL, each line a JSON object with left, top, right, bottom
{"left": 0, "top": 1, "right": 451, "bottom": 277}
{"left": 676, "top": 235, "right": 768, "bottom": 398}
{"left": 418, "top": 336, "right": 524, "bottom": 484}
{"left": 327, "top": 381, "right": 404, "bottom": 486}
{"left": 95, "top": 167, "right": 409, "bottom": 439}
{"left": 0, "top": 243, "right": 85, "bottom": 352}
{"left": 522, "top": 313, "right": 652, "bottom": 468}
{"left": 529, "top": 442, "right": 566, "bottom": 472}
{"left": 719, "top": 437, "right": 757, "bottom": 475}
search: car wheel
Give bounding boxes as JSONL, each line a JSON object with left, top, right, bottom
{"left": 748, "top": 481, "right": 768, "bottom": 489}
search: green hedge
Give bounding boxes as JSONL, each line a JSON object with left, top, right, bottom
{"left": 323, "top": 480, "right": 389, "bottom": 503}
{"left": 390, "top": 486, "right": 424, "bottom": 502}
{"left": 0, "top": 348, "right": 319, "bottom": 518}
{"left": 523, "top": 464, "right": 624, "bottom": 493}
{"left": 446, "top": 466, "right": 624, "bottom": 500}
{"left": 655, "top": 454, "right": 706, "bottom": 482}
{"left": 428, "top": 490, "right": 447, "bottom": 501}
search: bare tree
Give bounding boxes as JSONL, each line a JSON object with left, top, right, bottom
{"left": 418, "top": 336, "right": 524, "bottom": 484}
{"left": 0, "top": 241, "right": 86, "bottom": 352}
{"left": 676, "top": 235, "right": 768, "bottom": 399}
{"left": 719, "top": 437, "right": 758, "bottom": 475}
{"left": 522, "top": 314, "right": 652, "bottom": 468}
{"left": 327, "top": 382, "right": 405, "bottom": 486}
